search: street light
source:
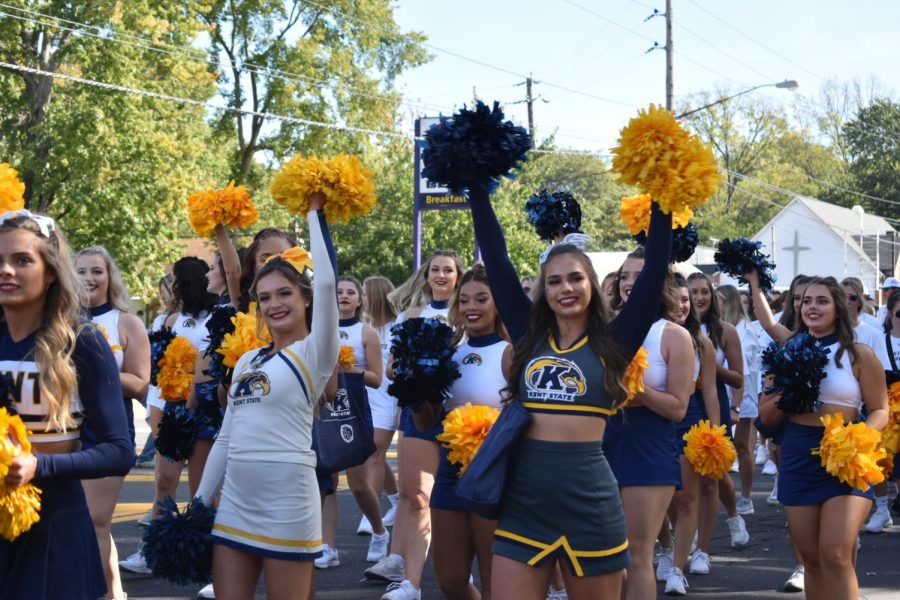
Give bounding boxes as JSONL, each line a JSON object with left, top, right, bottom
{"left": 676, "top": 80, "right": 799, "bottom": 119}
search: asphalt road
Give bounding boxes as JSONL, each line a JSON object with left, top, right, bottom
{"left": 113, "top": 412, "right": 900, "bottom": 599}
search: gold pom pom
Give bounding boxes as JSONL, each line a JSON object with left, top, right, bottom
{"left": 339, "top": 345, "right": 356, "bottom": 370}
{"left": 620, "top": 193, "right": 693, "bottom": 236}
{"left": 683, "top": 419, "right": 736, "bottom": 479}
{"left": 0, "top": 163, "right": 26, "bottom": 213}
{"left": 813, "top": 413, "right": 886, "bottom": 492}
{"left": 623, "top": 346, "right": 649, "bottom": 405}
{"left": 270, "top": 154, "right": 376, "bottom": 223}
{"left": 266, "top": 246, "right": 314, "bottom": 275}
{"left": 611, "top": 104, "right": 721, "bottom": 214}
{"left": 0, "top": 408, "right": 41, "bottom": 541}
{"left": 436, "top": 403, "right": 500, "bottom": 475}
{"left": 94, "top": 324, "right": 123, "bottom": 353}
{"left": 217, "top": 303, "right": 272, "bottom": 368}
{"left": 157, "top": 336, "right": 199, "bottom": 402}
{"left": 187, "top": 181, "right": 259, "bottom": 237}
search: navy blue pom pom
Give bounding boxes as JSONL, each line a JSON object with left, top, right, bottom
{"left": 633, "top": 223, "right": 699, "bottom": 264}
{"left": 149, "top": 327, "right": 176, "bottom": 386}
{"left": 524, "top": 190, "right": 582, "bottom": 242}
{"left": 421, "top": 100, "right": 531, "bottom": 194}
{"left": 387, "top": 317, "right": 461, "bottom": 409}
{"left": 194, "top": 380, "right": 224, "bottom": 435}
{"left": 761, "top": 333, "right": 830, "bottom": 415}
{"left": 142, "top": 497, "right": 216, "bottom": 586}
{"left": 155, "top": 404, "right": 197, "bottom": 462}
{"left": 204, "top": 305, "right": 237, "bottom": 380}
{"left": 714, "top": 238, "right": 777, "bottom": 292}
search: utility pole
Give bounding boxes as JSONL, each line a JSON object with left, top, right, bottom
{"left": 665, "top": 0, "right": 673, "bottom": 111}
{"left": 526, "top": 74, "right": 535, "bottom": 140}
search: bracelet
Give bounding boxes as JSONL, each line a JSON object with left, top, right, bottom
{"left": 730, "top": 405, "right": 740, "bottom": 414}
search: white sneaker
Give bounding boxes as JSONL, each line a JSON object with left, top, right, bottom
{"left": 755, "top": 444, "right": 768, "bottom": 465}
{"left": 367, "top": 531, "right": 390, "bottom": 562}
{"left": 727, "top": 515, "right": 750, "bottom": 547}
{"left": 137, "top": 509, "right": 153, "bottom": 527}
{"left": 381, "top": 579, "right": 421, "bottom": 600}
{"left": 784, "top": 565, "right": 804, "bottom": 592}
{"left": 864, "top": 507, "right": 893, "bottom": 533}
{"left": 767, "top": 475, "right": 780, "bottom": 506}
{"left": 357, "top": 514, "right": 373, "bottom": 535}
{"left": 547, "top": 585, "right": 569, "bottom": 600}
{"left": 383, "top": 504, "right": 397, "bottom": 527}
{"left": 365, "top": 553, "right": 405, "bottom": 583}
{"left": 656, "top": 547, "right": 674, "bottom": 581}
{"left": 119, "top": 549, "right": 152, "bottom": 574}
{"left": 197, "top": 583, "right": 215, "bottom": 599}
{"left": 736, "top": 496, "right": 754, "bottom": 515}
{"left": 314, "top": 544, "right": 340, "bottom": 569}
{"left": 689, "top": 550, "right": 710, "bottom": 575}
{"left": 664, "top": 567, "right": 688, "bottom": 595}
{"left": 762, "top": 459, "right": 778, "bottom": 475}
{"left": 690, "top": 531, "right": 698, "bottom": 554}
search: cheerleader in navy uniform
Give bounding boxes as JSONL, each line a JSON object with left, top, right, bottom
{"left": 422, "top": 264, "right": 511, "bottom": 600}
{"left": 604, "top": 253, "right": 693, "bottom": 600}
{"left": 686, "top": 273, "right": 749, "bottom": 571}
{"left": 194, "top": 193, "right": 338, "bottom": 599}
{"left": 371, "top": 251, "right": 465, "bottom": 600}
{"left": 468, "top": 184, "right": 672, "bottom": 599}
{"left": 75, "top": 246, "right": 151, "bottom": 600}
{"left": 336, "top": 275, "right": 389, "bottom": 563}
{"left": 748, "top": 271, "right": 888, "bottom": 599}
{"left": 0, "top": 211, "right": 133, "bottom": 599}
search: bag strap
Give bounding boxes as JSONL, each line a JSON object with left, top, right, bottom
{"left": 886, "top": 332, "right": 899, "bottom": 373}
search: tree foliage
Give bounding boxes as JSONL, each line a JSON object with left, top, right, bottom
{"left": 842, "top": 99, "right": 900, "bottom": 219}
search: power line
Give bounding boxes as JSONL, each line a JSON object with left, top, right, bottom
{"left": 726, "top": 169, "right": 900, "bottom": 209}
{"left": 673, "top": 20, "right": 776, "bottom": 84}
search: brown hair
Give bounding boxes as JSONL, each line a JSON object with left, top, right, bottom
{"left": 448, "top": 265, "right": 509, "bottom": 346}
{"left": 796, "top": 276, "right": 858, "bottom": 368}
{"left": 239, "top": 228, "right": 296, "bottom": 309}
{"left": 337, "top": 275, "right": 363, "bottom": 320}
{"left": 780, "top": 274, "right": 813, "bottom": 331}
{"left": 76, "top": 245, "right": 132, "bottom": 312}
{"left": 388, "top": 250, "right": 464, "bottom": 311}
{"left": 716, "top": 284, "right": 748, "bottom": 326}
{"left": 252, "top": 258, "right": 313, "bottom": 331}
{"left": 687, "top": 272, "right": 724, "bottom": 350}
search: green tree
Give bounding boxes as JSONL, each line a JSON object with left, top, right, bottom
{"left": 0, "top": 1, "right": 226, "bottom": 299}
{"left": 201, "top": 0, "right": 430, "bottom": 186}
{"left": 842, "top": 99, "right": 900, "bottom": 220}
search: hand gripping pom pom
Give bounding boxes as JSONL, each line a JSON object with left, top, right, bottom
{"left": 623, "top": 347, "right": 649, "bottom": 405}
{"left": 155, "top": 404, "right": 197, "bottom": 462}
{"left": 0, "top": 163, "right": 26, "bottom": 213}
{"left": 436, "top": 403, "right": 500, "bottom": 475}
{"left": 813, "top": 413, "right": 886, "bottom": 492}
{"left": 0, "top": 409, "right": 41, "bottom": 541}
{"left": 157, "top": 337, "right": 199, "bottom": 402}
{"left": 149, "top": 328, "right": 177, "bottom": 387}
{"left": 270, "top": 154, "right": 376, "bottom": 223}
{"left": 387, "top": 318, "right": 461, "bottom": 410}
{"left": 421, "top": 100, "right": 532, "bottom": 194}
{"left": 683, "top": 419, "right": 737, "bottom": 479}
{"left": 611, "top": 105, "right": 721, "bottom": 214}
{"left": 761, "top": 334, "right": 830, "bottom": 416}
{"left": 339, "top": 345, "right": 356, "bottom": 370}
{"left": 204, "top": 305, "right": 237, "bottom": 380}
{"left": 714, "top": 237, "right": 777, "bottom": 292}
{"left": 633, "top": 223, "right": 699, "bottom": 264}
{"left": 216, "top": 303, "right": 272, "bottom": 369}
{"left": 142, "top": 497, "right": 216, "bottom": 585}
{"left": 187, "top": 182, "right": 259, "bottom": 237}
{"left": 524, "top": 190, "right": 582, "bottom": 242}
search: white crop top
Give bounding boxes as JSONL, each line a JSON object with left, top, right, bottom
{"left": 338, "top": 319, "right": 367, "bottom": 370}
{"left": 446, "top": 334, "right": 509, "bottom": 412}
{"left": 641, "top": 318, "right": 668, "bottom": 392}
{"left": 818, "top": 340, "right": 862, "bottom": 410}
{"left": 172, "top": 311, "right": 211, "bottom": 355}
{"left": 91, "top": 307, "right": 124, "bottom": 371}
{"left": 701, "top": 322, "right": 725, "bottom": 366}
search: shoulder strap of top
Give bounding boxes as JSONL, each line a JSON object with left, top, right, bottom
{"left": 886, "top": 332, "right": 899, "bottom": 372}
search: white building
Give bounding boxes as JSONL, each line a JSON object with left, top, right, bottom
{"left": 752, "top": 196, "right": 898, "bottom": 293}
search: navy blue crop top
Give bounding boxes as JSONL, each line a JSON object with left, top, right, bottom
{"left": 0, "top": 322, "right": 133, "bottom": 480}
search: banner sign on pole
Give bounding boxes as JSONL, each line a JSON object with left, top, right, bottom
{"left": 415, "top": 117, "right": 469, "bottom": 211}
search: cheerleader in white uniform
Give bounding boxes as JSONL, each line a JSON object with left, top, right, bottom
{"left": 195, "top": 195, "right": 338, "bottom": 598}
{"left": 76, "top": 246, "right": 150, "bottom": 600}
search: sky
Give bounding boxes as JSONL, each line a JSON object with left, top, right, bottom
{"left": 390, "top": 0, "right": 900, "bottom": 153}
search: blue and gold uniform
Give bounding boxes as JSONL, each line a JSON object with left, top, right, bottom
{"left": 0, "top": 324, "right": 133, "bottom": 599}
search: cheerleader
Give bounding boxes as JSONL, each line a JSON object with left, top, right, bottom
{"left": 371, "top": 250, "right": 464, "bottom": 600}
{"left": 686, "top": 273, "right": 749, "bottom": 572}
{"left": 603, "top": 253, "right": 693, "bottom": 600}
{"left": 748, "top": 271, "right": 887, "bottom": 599}
{"left": 841, "top": 277, "right": 891, "bottom": 368}
{"left": 194, "top": 195, "right": 338, "bottom": 599}
{"left": 75, "top": 246, "right": 151, "bottom": 600}
{"left": 469, "top": 184, "right": 672, "bottom": 600}
{"left": 426, "top": 264, "right": 510, "bottom": 600}
{"left": 716, "top": 285, "right": 761, "bottom": 516}
{"left": 0, "top": 211, "right": 133, "bottom": 599}
{"left": 660, "top": 274, "right": 720, "bottom": 596}
{"left": 236, "top": 228, "right": 295, "bottom": 310}
{"left": 336, "top": 275, "right": 389, "bottom": 562}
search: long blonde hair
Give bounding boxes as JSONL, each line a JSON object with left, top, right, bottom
{"left": 363, "top": 276, "right": 398, "bottom": 329}
{"left": 77, "top": 245, "right": 131, "bottom": 312}
{"left": 0, "top": 215, "right": 82, "bottom": 431}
